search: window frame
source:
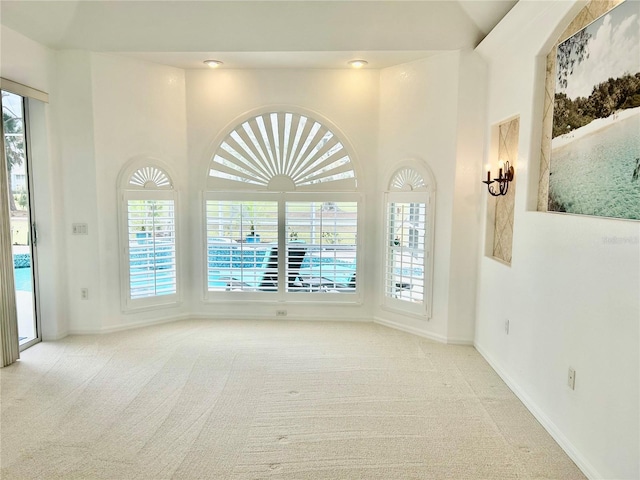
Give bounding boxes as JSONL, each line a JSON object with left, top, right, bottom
{"left": 382, "top": 165, "right": 435, "bottom": 319}
{"left": 203, "top": 191, "right": 361, "bottom": 304}
{"left": 118, "top": 164, "right": 180, "bottom": 312}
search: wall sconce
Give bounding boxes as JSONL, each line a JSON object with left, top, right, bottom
{"left": 483, "top": 161, "right": 514, "bottom": 196}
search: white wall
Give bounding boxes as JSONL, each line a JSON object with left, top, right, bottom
{"left": 90, "top": 53, "right": 188, "bottom": 331}
{"left": 185, "top": 68, "right": 379, "bottom": 321}
{"left": 56, "top": 50, "right": 103, "bottom": 334}
{"left": 476, "top": 2, "right": 640, "bottom": 479}
{"left": 1, "top": 26, "right": 67, "bottom": 340}
{"left": 375, "top": 52, "right": 485, "bottom": 344}
{"left": 447, "top": 50, "right": 486, "bottom": 343}
{"left": 0, "top": 26, "right": 54, "bottom": 94}
{"left": 0, "top": 30, "right": 222, "bottom": 337}
{"left": 39, "top": 51, "right": 190, "bottom": 334}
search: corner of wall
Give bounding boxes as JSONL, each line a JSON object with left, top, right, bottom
{"left": 55, "top": 50, "right": 104, "bottom": 334}
{"left": 446, "top": 50, "right": 487, "bottom": 343}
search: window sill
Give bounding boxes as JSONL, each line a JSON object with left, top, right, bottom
{"left": 203, "top": 293, "right": 362, "bottom": 306}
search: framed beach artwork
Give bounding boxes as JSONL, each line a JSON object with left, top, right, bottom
{"left": 547, "top": 0, "right": 640, "bottom": 220}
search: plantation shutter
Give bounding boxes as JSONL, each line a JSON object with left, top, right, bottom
{"left": 383, "top": 165, "right": 435, "bottom": 318}
{"left": 127, "top": 198, "right": 176, "bottom": 299}
{"left": 384, "top": 200, "right": 426, "bottom": 303}
{"left": 285, "top": 201, "right": 357, "bottom": 293}
{"left": 205, "top": 199, "right": 278, "bottom": 292}
{"left": 120, "top": 165, "right": 179, "bottom": 310}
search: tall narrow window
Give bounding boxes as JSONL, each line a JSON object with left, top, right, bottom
{"left": 205, "top": 110, "right": 359, "bottom": 302}
{"left": 384, "top": 166, "right": 435, "bottom": 317}
{"left": 120, "top": 165, "right": 178, "bottom": 310}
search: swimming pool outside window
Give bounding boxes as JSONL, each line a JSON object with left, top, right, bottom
{"left": 204, "top": 194, "right": 359, "bottom": 301}
{"left": 127, "top": 199, "right": 176, "bottom": 299}
{"left": 206, "top": 199, "right": 279, "bottom": 292}
{"left": 119, "top": 164, "right": 179, "bottom": 311}
{"left": 205, "top": 110, "right": 360, "bottom": 302}
{"left": 285, "top": 201, "right": 357, "bottom": 293}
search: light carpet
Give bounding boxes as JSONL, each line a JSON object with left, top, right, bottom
{"left": 0, "top": 319, "right": 585, "bottom": 479}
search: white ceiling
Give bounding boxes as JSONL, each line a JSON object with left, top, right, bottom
{"left": 0, "top": 0, "right": 517, "bottom": 69}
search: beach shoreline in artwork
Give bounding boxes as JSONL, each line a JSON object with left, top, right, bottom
{"left": 551, "top": 106, "right": 640, "bottom": 150}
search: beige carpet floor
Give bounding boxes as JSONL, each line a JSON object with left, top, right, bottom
{"left": 0, "top": 319, "right": 585, "bottom": 479}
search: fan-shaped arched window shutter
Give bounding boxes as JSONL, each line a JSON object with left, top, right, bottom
{"left": 390, "top": 167, "right": 427, "bottom": 191}
{"left": 208, "top": 112, "right": 357, "bottom": 191}
{"left": 119, "top": 163, "right": 179, "bottom": 311}
{"left": 383, "top": 164, "right": 435, "bottom": 318}
{"left": 128, "top": 166, "right": 173, "bottom": 189}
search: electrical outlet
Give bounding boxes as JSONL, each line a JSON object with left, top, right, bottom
{"left": 81, "top": 288, "right": 89, "bottom": 300}
{"left": 504, "top": 319, "right": 510, "bottom": 335}
{"left": 276, "top": 310, "right": 287, "bottom": 317}
{"left": 568, "top": 367, "right": 576, "bottom": 390}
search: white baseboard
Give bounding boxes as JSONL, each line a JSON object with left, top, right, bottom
{"left": 373, "top": 316, "right": 474, "bottom": 345}
{"left": 66, "top": 313, "right": 370, "bottom": 336}
{"left": 188, "top": 313, "right": 372, "bottom": 323}
{"left": 69, "top": 314, "right": 190, "bottom": 335}
{"left": 446, "top": 337, "right": 475, "bottom": 346}
{"left": 42, "top": 330, "right": 69, "bottom": 341}
{"left": 474, "top": 342, "right": 601, "bottom": 480}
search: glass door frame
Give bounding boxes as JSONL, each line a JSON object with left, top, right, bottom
{"left": 20, "top": 95, "right": 41, "bottom": 350}
{"left": 2, "top": 90, "right": 41, "bottom": 350}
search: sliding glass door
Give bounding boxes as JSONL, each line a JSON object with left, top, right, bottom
{"left": 2, "top": 90, "right": 40, "bottom": 349}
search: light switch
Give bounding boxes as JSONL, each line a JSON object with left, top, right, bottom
{"left": 72, "top": 223, "right": 88, "bottom": 235}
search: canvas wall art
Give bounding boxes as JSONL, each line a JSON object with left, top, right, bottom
{"left": 549, "top": 0, "right": 640, "bottom": 220}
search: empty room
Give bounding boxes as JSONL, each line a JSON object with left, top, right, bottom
{"left": 1, "top": 1, "right": 638, "bottom": 479}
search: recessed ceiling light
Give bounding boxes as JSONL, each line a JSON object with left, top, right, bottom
{"left": 348, "top": 59, "right": 368, "bottom": 68}
{"left": 204, "top": 60, "right": 223, "bottom": 68}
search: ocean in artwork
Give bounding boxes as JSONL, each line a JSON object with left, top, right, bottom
{"left": 549, "top": 110, "right": 640, "bottom": 220}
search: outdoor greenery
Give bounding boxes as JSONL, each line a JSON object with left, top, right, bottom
{"left": 2, "top": 92, "right": 25, "bottom": 212}
{"left": 127, "top": 200, "right": 173, "bottom": 235}
{"left": 207, "top": 201, "right": 278, "bottom": 243}
{"left": 207, "top": 201, "right": 357, "bottom": 245}
{"left": 14, "top": 188, "right": 28, "bottom": 209}
{"left": 553, "top": 73, "right": 640, "bottom": 138}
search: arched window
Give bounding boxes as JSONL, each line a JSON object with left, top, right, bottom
{"left": 383, "top": 164, "right": 435, "bottom": 318}
{"left": 208, "top": 111, "right": 356, "bottom": 191}
{"left": 119, "top": 164, "right": 179, "bottom": 311}
{"left": 205, "top": 111, "right": 359, "bottom": 302}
